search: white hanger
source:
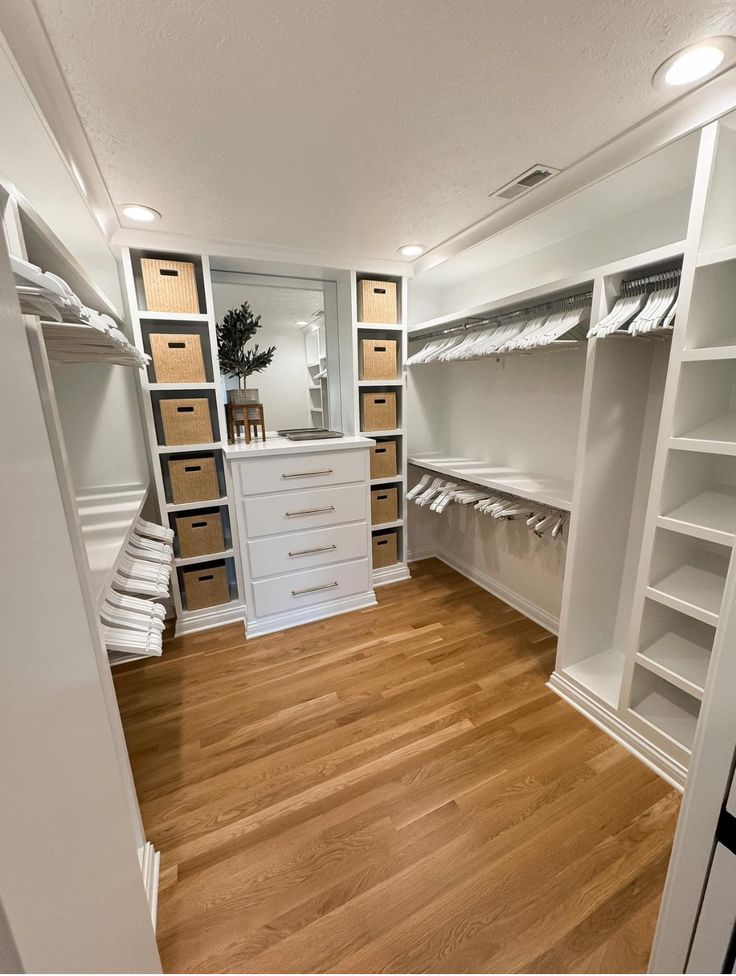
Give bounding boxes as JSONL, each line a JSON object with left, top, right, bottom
{"left": 406, "top": 474, "right": 432, "bottom": 500}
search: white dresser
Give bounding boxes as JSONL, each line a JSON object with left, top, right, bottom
{"left": 226, "top": 435, "right": 377, "bottom": 637}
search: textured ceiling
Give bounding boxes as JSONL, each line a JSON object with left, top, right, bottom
{"left": 32, "top": 0, "right": 736, "bottom": 261}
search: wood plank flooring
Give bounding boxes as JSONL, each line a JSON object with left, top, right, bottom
{"left": 113, "top": 558, "right": 678, "bottom": 973}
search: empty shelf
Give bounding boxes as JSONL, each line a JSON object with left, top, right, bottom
{"left": 637, "top": 633, "right": 710, "bottom": 700}
{"left": 630, "top": 685, "right": 700, "bottom": 752}
{"left": 682, "top": 346, "right": 736, "bottom": 362}
{"left": 408, "top": 454, "right": 573, "bottom": 511}
{"left": 76, "top": 486, "right": 149, "bottom": 602}
{"left": 658, "top": 490, "right": 736, "bottom": 546}
{"left": 564, "top": 648, "right": 624, "bottom": 707}
{"left": 673, "top": 411, "right": 736, "bottom": 454}
{"left": 647, "top": 564, "right": 725, "bottom": 626}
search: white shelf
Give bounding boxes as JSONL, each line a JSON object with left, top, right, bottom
{"left": 646, "top": 564, "right": 725, "bottom": 626}
{"left": 637, "top": 633, "right": 710, "bottom": 700}
{"left": 630, "top": 684, "right": 700, "bottom": 752}
{"left": 372, "top": 519, "right": 403, "bottom": 531}
{"left": 166, "top": 497, "right": 226, "bottom": 513}
{"left": 76, "top": 486, "right": 149, "bottom": 603}
{"left": 358, "top": 379, "right": 403, "bottom": 387}
{"left": 138, "top": 311, "right": 209, "bottom": 322}
{"left": 672, "top": 411, "right": 736, "bottom": 454}
{"left": 564, "top": 648, "right": 624, "bottom": 708}
{"left": 174, "top": 549, "right": 233, "bottom": 567}
{"left": 682, "top": 346, "right": 736, "bottom": 362}
{"left": 658, "top": 490, "right": 736, "bottom": 546}
{"left": 157, "top": 442, "right": 221, "bottom": 454}
{"left": 407, "top": 454, "right": 573, "bottom": 511}
{"left": 363, "top": 429, "right": 403, "bottom": 437}
{"left": 356, "top": 322, "right": 404, "bottom": 332}
{"left": 370, "top": 475, "right": 403, "bottom": 486}
{"left": 147, "top": 382, "right": 216, "bottom": 391}
{"left": 696, "top": 243, "right": 736, "bottom": 268}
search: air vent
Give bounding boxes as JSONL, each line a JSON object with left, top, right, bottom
{"left": 492, "top": 164, "right": 560, "bottom": 200}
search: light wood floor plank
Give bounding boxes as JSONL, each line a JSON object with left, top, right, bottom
{"left": 114, "top": 558, "right": 677, "bottom": 974}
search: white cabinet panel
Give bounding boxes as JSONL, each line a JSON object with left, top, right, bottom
{"left": 248, "top": 522, "right": 368, "bottom": 579}
{"left": 242, "top": 483, "right": 366, "bottom": 538}
{"left": 687, "top": 841, "right": 736, "bottom": 973}
{"left": 252, "top": 558, "right": 370, "bottom": 619}
{"left": 238, "top": 449, "right": 366, "bottom": 495}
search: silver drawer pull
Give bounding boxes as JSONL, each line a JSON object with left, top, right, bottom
{"left": 285, "top": 505, "right": 335, "bottom": 517}
{"left": 281, "top": 469, "right": 333, "bottom": 479}
{"left": 291, "top": 581, "right": 339, "bottom": 597}
{"left": 288, "top": 544, "right": 337, "bottom": 557}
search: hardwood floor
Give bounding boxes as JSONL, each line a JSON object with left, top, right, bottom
{"left": 113, "top": 558, "right": 679, "bottom": 974}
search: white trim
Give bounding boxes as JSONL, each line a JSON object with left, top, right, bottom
{"left": 174, "top": 601, "right": 245, "bottom": 637}
{"left": 407, "top": 546, "right": 436, "bottom": 563}
{"left": 372, "top": 564, "right": 411, "bottom": 587}
{"left": 244, "top": 590, "right": 377, "bottom": 638}
{"left": 547, "top": 671, "right": 687, "bottom": 791}
{"left": 139, "top": 842, "right": 160, "bottom": 928}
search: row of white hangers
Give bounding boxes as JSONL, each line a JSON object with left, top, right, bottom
{"left": 103, "top": 518, "right": 174, "bottom": 656}
{"left": 588, "top": 270, "right": 680, "bottom": 339}
{"left": 10, "top": 254, "right": 148, "bottom": 367}
{"left": 406, "top": 475, "right": 567, "bottom": 540}
{"left": 407, "top": 300, "right": 591, "bottom": 365}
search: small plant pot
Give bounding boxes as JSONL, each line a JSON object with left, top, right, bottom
{"left": 228, "top": 388, "right": 259, "bottom": 405}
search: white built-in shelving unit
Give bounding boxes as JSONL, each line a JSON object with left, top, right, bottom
{"left": 351, "top": 273, "right": 411, "bottom": 586}
{"left": 122, "top": 249, "right": 246, "bottom": 636}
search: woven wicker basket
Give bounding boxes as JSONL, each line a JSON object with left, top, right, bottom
{"left": 175, "top": 512, "right": 225, "bottom": 558}
{"left": 141, "top": 258, "right": 200, "bottom": 313}
{"left": 370, "top": 441, "right": 398, "bottom": 479}
{"left": 372, "top": 530, "right": 398, "bottom": 568}
{"left": 160, "top": 397, "right": 213, "bottom": 446}
{"left": 361, "top": 392, "right": 397, "bottom": 431}
{"left": 371, "top": 486, "right": 398, "bottom": 525}
{"left": 361, "top": 338, "right": 397, "bottom": 380}
{"left": 182, "top": 564, "right": 229, "bottom": 610}
{"left": 357, "top": 279, "right": 398, "bottom": 324}
{"left": 168, "top": 456, "right": 219, "bottom": 504}
{"left": 150, "top": 333, "right": 206, "bottom": 384}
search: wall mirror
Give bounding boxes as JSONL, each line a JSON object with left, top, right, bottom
{"left": 210, "top": 271, "right": 342, "bottom": 434}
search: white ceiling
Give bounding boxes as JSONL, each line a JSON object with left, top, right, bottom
{"left": 28, "top": 0, "right": 736, "bottom": 263}
{"left": 211, "top": 281, "right": 323, "bottom": 335}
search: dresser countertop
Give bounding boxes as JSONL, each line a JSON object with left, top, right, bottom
{"left": 224, "top": 434, "right": 375, "bottom": 459}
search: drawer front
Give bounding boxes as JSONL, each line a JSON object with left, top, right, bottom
{"left": 242, "top": 483, "right": 367, "bottom": 538}
{"left": 248, "top": 522, "right": 368, "bottom": 579}
{"left": 252, "top": 558, "right": 370, "bottom": 618}
{"left": 238, "top": 450, "right": 367, "bottom": 496}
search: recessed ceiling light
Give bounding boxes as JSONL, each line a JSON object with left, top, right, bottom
{"left": 120, "top": 204, "right": 161, "bottom": 222}
{"left": 398, "top": 244, "right": 425, "bottom": 257}
{"left": 296, "top": 320, "right": 309, "bottom": 326}
{"left": 653, "top": 37, "right": 735, "bottom": 89}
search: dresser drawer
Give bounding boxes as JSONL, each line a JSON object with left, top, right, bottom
{"left": 248, "top": 522, "right": 368, "bottom": 579}
{"left": 252, "top": 558, "right": 370, "bottom": 618}
{"left": 238, "top": 449, "right": 367, "bottom": 496}
{"left": 242, "top": 483, "right": 367, "bottom": 538}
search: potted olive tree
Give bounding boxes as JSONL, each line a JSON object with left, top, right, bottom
{"left": 216, "top": 300, "right": 276, "bottom": 404}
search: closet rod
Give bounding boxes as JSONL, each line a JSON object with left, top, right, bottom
{"left": 621, "top": 265, "right": 681, "bottom": 296}
{"left": 413, "top": 289, "right": 593, "bottom": 341}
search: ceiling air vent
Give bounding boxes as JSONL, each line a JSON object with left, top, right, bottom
{"left": 492, "top": 164, "right": 560, "bottom": 200}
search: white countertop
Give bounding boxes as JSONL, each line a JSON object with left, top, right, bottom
{"left": 225, "top": 433, "right": 375, "bottom": 459}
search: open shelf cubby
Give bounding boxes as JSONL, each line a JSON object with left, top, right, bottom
{"left": 629, "top": 666, "right": 701, "bottom": 753}
{"left": 130, "top": 249, "right": 207, "bottom": 316}
{"left": 646, "top": 528, "right": 730, "bottom": 626}
{"left": 140, "top": 319, "right": 215, "bottom": 386}
{"left": 672, "top": 360, "right": 736, "bottom": 452}
{"left": 150, "top": 388, "right": 221, "bottom": 448}
{"left": 683, "top": 259, "right": 736, "bottom": 355}
{"left": 658, "top": 449, "right": 736, "bottom": 546}
{"left": 637, "top": 599, "right": 714, "bottom": 700}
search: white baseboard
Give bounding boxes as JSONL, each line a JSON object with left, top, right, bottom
{"left": 548, "top": 670, "right": 686, "bottom": 791}
{"left": 175, "top": 601, "right": 245, "bottom": 637}
{"left": 245, "top": 590, "right": 377, "bottom": 638}
{"left": 407, "top": 545, "right": 436, "bottom": 563}
{"left": 429, "top": 547, "right": 560, "bottom": 635}
{"left": 373, "top": 563, "right": 411, "bottom": 587}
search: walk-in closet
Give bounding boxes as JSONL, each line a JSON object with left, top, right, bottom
{"left": 4, "top": 4, "right": 736, "bottom": 974}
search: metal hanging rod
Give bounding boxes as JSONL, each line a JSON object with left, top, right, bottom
{"left": 412, "top": 289, "right": 594, "bottom": 341}
{"left": 621, "top": 266, "right": 681, "bottom": 297}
